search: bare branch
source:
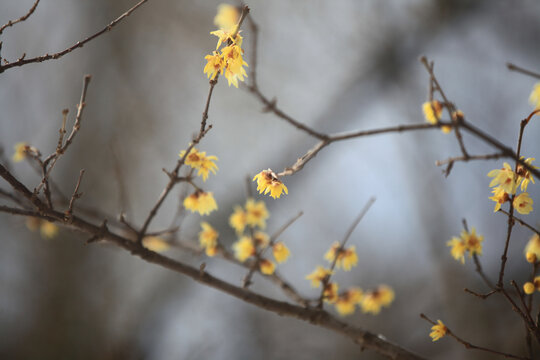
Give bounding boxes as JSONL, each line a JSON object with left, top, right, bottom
{"left": 507, "top": 63, "right": 540, "bottom": 80}
{"left": 0, "top": 0, "right": 40, "bottom": 35}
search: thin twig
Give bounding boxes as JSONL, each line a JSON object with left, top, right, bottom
{"left": 0, "top": 0, "right": 148, "bottom": 74}
{"left": 65, "top": 169, "right": 85, "bottom": 220}
{"left": 507, "top": 63, "right": 540, "bottom": 80}
{"left": 0, "top": 0, "right": 40, "bottom": 35}
{"left": 420, "top": 314, "right": 529, "bottom": 360}
{"left": 498, "top": 209, "right": 540, "bottom": 237}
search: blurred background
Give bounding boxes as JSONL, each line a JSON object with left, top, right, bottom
{"left": 1, "top": 0, "right": 540, "bottom": 359}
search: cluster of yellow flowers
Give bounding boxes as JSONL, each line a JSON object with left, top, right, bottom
{"left": 446, "top": 228, "right": 484, "bottom": 264}
{"left": 252, "top": 169, "right": 288, "bottom": 199}
{"left": 199, "top": 222, "right": 219, "bottom": 256}
{"left": 203, "top": 4, "right": 248, "bottom": 87}
{"left": 305, "top": 244, "right": 394, "bottom": 316}
{"left": 488, "top": 158, "right": 536, "bottom": 215}
{"left": 230, "top": 198, "right": 290, "bottom": 274}
{"left": 421, "top": 100, "right": 462, "bottom": 134}
{"left": 429, "top": 320, "right": 447, "bottom": 342}
{"left": 26, "top": 217, "right": 59, "bottom": 239}
{"left": 180, "top": 147, "right": 219, "bottom": 216}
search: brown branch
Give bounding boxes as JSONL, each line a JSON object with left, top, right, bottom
{"left": 498, "top": 209, "right": 540, "bottom": 237}
{"left": 507, "top": 63, "right": 540, "bottom": 80}
{"left": 420, "top": 314, "right": 529, "bottom": 360}
{"left": 0, "top": 0, "right": 40, "bottom": 35}
{"left": 65, "top": 169, "right": 85, "bottom": 220}
{"left": 0, "top": 164, "right": 423, "bottom": 360}
{"left": 0, "top": 0, "right": 148, "bottom": 74}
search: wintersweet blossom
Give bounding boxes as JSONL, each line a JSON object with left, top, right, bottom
{"left": 229, "top": 205, "right": 247, "bottom": 234}
{"left": 259, "top": 259, "right": 276, "bottom": 275}
{"left": 429, "top": 320, "right": 447, "bottom": 342}
{"left": 488, "top": 162, "right": 517, "bottom": 194}
{"left": 516, "top": 157, "right": 537, "bottom": 191}
{"left": 253, "top": 169, "right": 288, "bottom": 199}
{"left": 525, "top": 234, "right": 540, "bottom": 262}
{"left": 513, "top": 193, "right": 533, "bottom": 215}
{"left": 245, "top": 198, "right": 269, "bottom": 229}
{"left": 179, "top": 148, "right": 218, "bottom": 181}
{"left": 530, "top": 82, "right": 540, "bottom": 109}
{"left": 199, "top": 222, "right": 219, "bottom": 256}
{"left": 361, "top": 285, "right": 395, "bottom": 315}
{"left": 272, "top": 242, "right": 290, "bottom": 263}
{"left": 233, "top": 236, "right": 256, "bottom": 262}
{"left": 524, "top": 282, "right": 535, "bottom": 295}
{"left": 214, "top": 4, "right": 239, "bottom": 32}
{"left": 40, "top": 221, "right": 59, "bottom": 239}
{"left": 204, "top": 52, "right": 224, "bottom": 80}
{"left": 142, "top": 236, "right": 171, "bottom": 253}
{"left": 422, "top": 100, "right": 443, "bottom": 124}
{"left": 334, "top": 288, "right": 363, "bottom": 316}
{"left": 324, "top": 242, "right": 358, "bottom": 271}
{"left": 305, "top": 266, "right": 333, "bottom": 288}
{"left": 12, "top": 142, "right": 29, "bottom": 162}
{"left": 447, "top": 228, "right": 484, "bottom": 264}
{"left": 183, "top": 191, "right": 218, "bottom": 215}
{"left": 489, "top": 186, "right": 509, "bottom": 212}
{"left": 323, "top": 282, "right": 339, "bottom": 304}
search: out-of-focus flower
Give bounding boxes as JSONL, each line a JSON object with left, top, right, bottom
{"left": 199, "top": 222, "right": 219, "bottom": 256}
{"left": 40, "top": 221, "right": 59, "bottom": 239}
{"left": 429, "top": 320, "right": 447, "bottom": 342}
{"left": 13, "top": 142, "right": 29, "bottom": 163}
{"left": 143, "top": 236, "right": 171, "bottom": 252}
{"left": 253, "top": 169, "right": 288, "bottom": 199}
{"left": 447, "top": 228, "right": 484, "bottom": 264}
{"left": 184, "top": 191, "right": 218, "bottom": 215}
{"left": 514, "top": 193, "right": 533, "bottom": 215}
{"left": 233, "top": 236, "right": 256, "bottom": 262}
{"left": 517, "top": 157, "right": 537, "bottom": 192}
{"left": 229, "top": 205, "right": 247, "bottom": 234}
{"left": 214, "top": 4, "right": 239, "bottom": 32}
{"left": 529, "top": 83, "right": 540, "bottom": 109}
{"left": 361, "top": 285, "right": 395, "bottom": 315}
{"left": 524, "top": 282, "right": 535, "bottom": 295}
{"left": 323, "top": 282, "right": 339, "bottom": 304}
{"left": 272, "top": 242, "right": 290, "bottom": 263}
{"left": 259, "top": 259, "right": 276, "bottom": 275}
{"left": 422, "top": 100, "right": 443, "bottom": 124}
{"left": 334, "top": 288, "right": 363, "bottom": 316}
{"left": 525, "top": 234, "right": 540, "bottom": 262}
{"left": 324, "top": 242, "right": 358, "bottom": 271}
{"left": 305, "top": 266, "right": 332, "bottom": 288}
{"left": 245, "top": 198, "right": 269, "bottom": 229}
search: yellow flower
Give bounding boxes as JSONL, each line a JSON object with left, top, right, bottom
{"left": 179, "top": 148, "right": 218, "bottom": 181}
{"left": 422, "top": 100, "right": 443, "bottom": 124}
{"left": 40, "top": 221, "right": 59, "bottom": 239}
{"left": 530, "top": 82, "right": 540, "bottom": 109}
{"left": 214, "top": 4, "right": 239, "bottom": 32}
{"left": 323, "top": 282, "right": 339, "bottom": 304}
{"left": 324, "top": 242, "right": 358, "bottom": 271}
{"left": 489, "top": 186, "right": 509, "bottom": 212}
{"left": 361, "top": 285, "right": 395, "bottom": 315}
{"left": 514, "top": 193, "right": 533, "bottom": 215}
{"left": 334, "top": 288, "right": 363, "bottom": 316}
{"left": 305, "top": 266, "right": 333, "bottom": 288}
{"left": 229, "top": 205, "right": 247, "bottom": 234}
{"left": 272, "top": 242, "right": 290, "bottom": 263}
{"left": 462, "top": 228, "right": 483, "bottom": 257}
{"left": 183, "top": 191, "right": 218, "bottom": 215}
{"left": 488, "top": 163, "right": 517, "bottom": 194}
{"left": 524, "top": 282, "right": 535, "bottom": 295}
{"left": 259, "top": 259, "right": 276, "bottom": 275}
{"left": 25, "top": 217, "right": 42, "bottom": 231}
{"left": 525, "top": 234, "right": 540, "bottom": 262}
{"left": 222, "top": 44, "right": 248, "bottom": 88}
{"left": 13, "top": 142, "right": 29, "bottom": 163}
{"left": 447, "top": 237, "right": 466, "bottom": 264}
{"left": 516, "top": 157, "right": 537, "bottom": 192}
{"left": 253, "top": 169, "right": 288, "bottom": 199}
{"left": 245, "top": 198, "right": 269, "bottom": 229}
{"left": 253, "top": 231, "right": 270, "bottom": 249}
{"left": 429, "top": 320, "right": 447, "bottom": 342}
{"left": 199, "top": 222, "right": 218, "bottom": 256}
{"left": 233, "top": 236, "right": 256, "bottom": 262}
{"left": 203, "top": 51, "right": 224, "bottom": 80}
{"left": 142, "top": 236, "right": 171, "bottom": 252}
